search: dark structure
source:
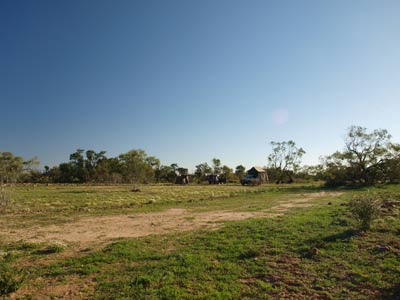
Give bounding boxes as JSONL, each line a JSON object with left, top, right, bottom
{"left": 175, "top": 175, "right": 190, "bottom": 185}
{"left": 207, "top": 174, "right": 219, "bottom": 184}
{"left": 247, "top": 167, "right": 269, "bottom": 182}
{"left": 218, "top": 176, "right": 227, "bottom": 184}
{"left": 241, "top": 167, "right": 269, "bottom": 185}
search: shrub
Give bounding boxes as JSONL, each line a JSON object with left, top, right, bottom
{"left": 349, "top": 193, "right": 381, "bottom": 230}
{"left": 0, "top": 186, "right": 12, "bottom": 212}
{"left": 0, "top": 263, "right": 24, "bottom": 296}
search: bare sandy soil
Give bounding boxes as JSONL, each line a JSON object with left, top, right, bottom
{"left": 2, "top": 192, "right": 340, "bottom": 247}
{"left": 6, "top": 192, "right": 341, "bottom": 300}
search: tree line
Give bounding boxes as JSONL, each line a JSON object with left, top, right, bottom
{"left": 266, "top": 126, "right": 400, "bottom": 186}
{"left": 0, "top": 149, "right": 247, "bottom": 185}
{"left": 1, "top": 125, "right": 399, "bottom": 186}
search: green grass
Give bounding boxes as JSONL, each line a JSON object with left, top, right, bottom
{"left": 8, "top": 184, "right": 270, "bottom": 213}
{"left": 1, "top": 183, "right": 327, "bottom": 227}
{"left": 1, "top": 184, "right": 399, "bottom": 299}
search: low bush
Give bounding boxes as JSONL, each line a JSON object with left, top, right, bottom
{"left": 349, "top": 193, "right": 381, "bottom": 230}
{"left": 0, "top": 263, "right": 24, "bottom": 296}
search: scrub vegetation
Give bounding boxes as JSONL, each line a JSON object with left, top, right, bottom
{"left": 0, "top": 125, "right": 399, "bottom": 299}
{"left": 2, "top": 126, "right": 400, "bottom": 187}
{"left": 0, "top": 184, "right": 399, "bottom": 299}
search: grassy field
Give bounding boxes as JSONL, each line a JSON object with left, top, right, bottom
{"left": 1, "top": 183, "right": 324, "bottom": 227}
{"left": 0, "top": 183, "right": 399, "bottom": 299}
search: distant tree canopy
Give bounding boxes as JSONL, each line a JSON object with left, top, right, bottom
{"left": 194, "top": 163, "right": 212, "bottom": 183}
{"left": 37, "top": 149, "right": 199, "bottom": 184}
{"left": 193, "top": 159, "right": 237, "bottom": 183}
{"left": 155, "top": 164, "right": 179, "bottom": 183}
{"left": 267, "top": 140, "right": 306, "bottom": 183}
{"left": 48, "top": 149, "right": 162, "bottom": 184}
{"left": 322, "top": 126, "right": 400, "bottom": 187}
{"left": 212, "top": 158, "right": 222, "bottom": 175}
{"left": 118, "top": 150, "right": 156, "bottom": 184}
{"left": 235, "top": 165, "right": 246, "bottom": 179}
{"left": 0, "top": 151, "right": 38, "bottom": 184}
{"left": 2, "top": 125, "right": 399, "bottom": 186}
{"left": 54, "top": 149, "right": 108, "bottom": 183}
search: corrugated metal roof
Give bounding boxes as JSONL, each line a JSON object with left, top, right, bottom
{"left": 251, "top": 166, "right": 266, "bottom": 173}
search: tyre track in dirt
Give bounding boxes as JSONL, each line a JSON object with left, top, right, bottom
{"left": 1, "top": 192, "right": 340, "bottom": 246}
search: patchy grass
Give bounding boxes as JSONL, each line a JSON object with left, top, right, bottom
{"left": 1, "top": 183, "right": 328, "bottom": 228}
{"left": 1, "top": 184, "right": 398, "bottom": 299}
{"left": 7, "top": 184, "right": 271, "bottom": 213}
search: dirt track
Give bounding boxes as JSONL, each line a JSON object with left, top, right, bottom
{"left": 2, "top": 192, "right": 339, "bottom": 246}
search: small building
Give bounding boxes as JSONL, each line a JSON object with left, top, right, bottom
{"left": 247, "top": 166, "right": 269, "bottom": 183}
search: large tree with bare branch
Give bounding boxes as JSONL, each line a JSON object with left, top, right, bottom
{"left": 322, "top": 126, "right": 400, "bottom": 186}
{"left": 343, "top": 125, "right": 392, "bottom": 184}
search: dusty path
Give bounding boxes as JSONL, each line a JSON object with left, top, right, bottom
{"left": 2, "top": 192, "right": 340, "bottom": 246}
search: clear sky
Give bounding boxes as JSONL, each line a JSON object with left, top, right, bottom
{"left": 1, "top": 0, "right": 400, "bottom": 171}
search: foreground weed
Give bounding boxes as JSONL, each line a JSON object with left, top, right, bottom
{"left": 32, "top": 190, "right": 400, "bottom": 300}
{"left": 3, "top": 184, "right": 400, "bottom": 299}
{"left": 0, "top": 262, "right": 24, "bottom": 296}
{"left": 349, "top": 193, "right": 382, "bottom": 230}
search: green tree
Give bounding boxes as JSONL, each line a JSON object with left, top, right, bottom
{"left": 235, "top": 165, "right": 246, "bottom": 179}
{"left": 68, "top": 149, "right": 88, "bottom": 182}
{"left": 58, "top": 163, "right": 78, "bottom": 183}
{"left": 145, "top": 156, "right": 161, "bottom": 171}
{"left": 92, "top": 157, "right": 122, "bottom": 183}
{"left": 221, "top": 165, "right": 234, "bottom": 182}
{"left": 155, "top": 164, "right": 179, "bottom": 183}
{"left": 69, "top": 149, "right": 85, "bottom": 168}
{"left": 118, "top": 149, "right": 155, "bottom": 184}
{"left": 383, "top": 143, "right": 400, "bottom": 183}
{"left": 267, "top": 140, "right": 305, "bottom": 183}
{"left": 58, "top": 149, "right": 109, "bottom": 183}
{"left": 297, "top": 165, "right": 325, "bottom": 181}
{"left": 18, "top": 157, "right": 40, "bottom": 183}
{"left": 86, "top": 150, "right": 106, "bottom": 170}
{"left": 177, "top": 167, "right": 188, "bottom": 176}
{"left": 194, "top": 163, "right": 212, "bottom": 183}
{"left": 323, "top": 126, "right": 398, "bottom": 186}
{"left": 44, "top": 166, "right": 62, "bottom": 183}
{"left": 0, "top": 151, "right": 38, "bottom": 184}
{"left": 212, "top": 158, "right": 222, "bottom": 175}
{"left": 344, "top": 126, "right": 392, "bottom": 184}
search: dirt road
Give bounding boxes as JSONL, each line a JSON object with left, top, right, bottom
{"left": 2, "top": 192, "right": 339, "bottom": 246}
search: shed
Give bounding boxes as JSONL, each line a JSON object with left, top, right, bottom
{"left": 247, "top": 166, "right": 269, "bottom": 183}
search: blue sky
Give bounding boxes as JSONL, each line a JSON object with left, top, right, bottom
{"left": 1, "top": 0, "right": 400, "bottom": 171}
